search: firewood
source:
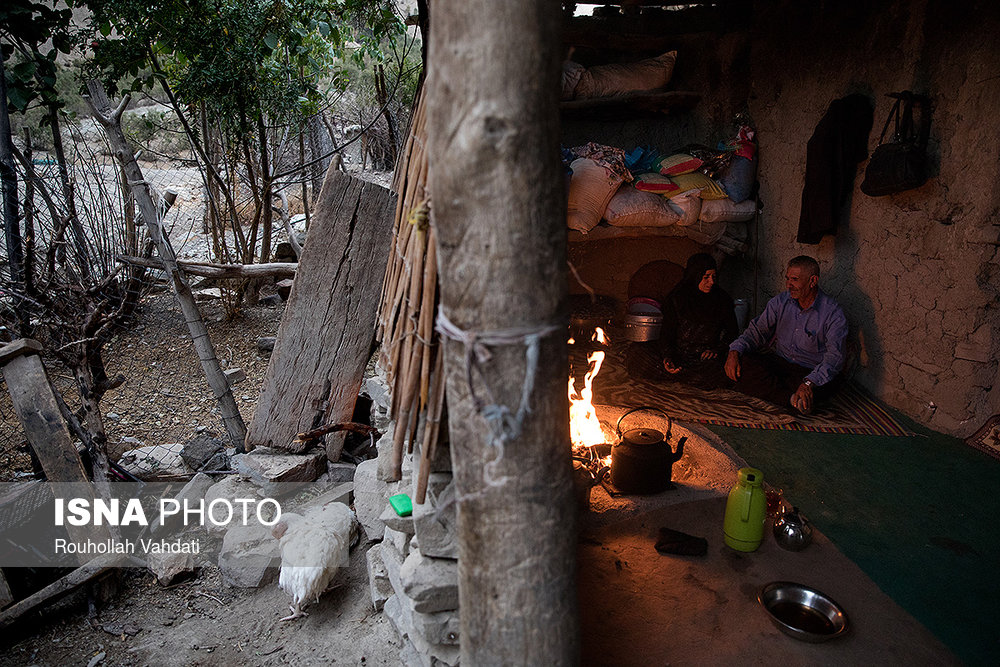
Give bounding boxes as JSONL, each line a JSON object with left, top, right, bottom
{"left": 418, "top": 227, "right": 438, "bottom": 410}
{"left": 415, "top": 348, "right": 445, "bottom": 504}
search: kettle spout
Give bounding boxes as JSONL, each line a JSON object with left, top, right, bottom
{"left": 670, "top": 436, "right": 687, "bottom": 462}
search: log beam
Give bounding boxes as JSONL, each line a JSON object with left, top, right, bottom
{"left": 117, "top": 255, "right": 297, "bottom": 280}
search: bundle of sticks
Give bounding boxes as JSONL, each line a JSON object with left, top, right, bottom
{"left": 376, "top": 88, "right": 445, "bottom": 502}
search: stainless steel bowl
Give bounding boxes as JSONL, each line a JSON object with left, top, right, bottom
{"left": 757, "top": 581, "right": 850, "bottom": 642}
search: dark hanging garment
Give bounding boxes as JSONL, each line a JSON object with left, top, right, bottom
{"left": 797, "top": 94, "right": 874, "bottom": 244}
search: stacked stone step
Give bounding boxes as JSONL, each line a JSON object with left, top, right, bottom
{"left": 360, "top": 369, "right": 461, "bottom": 666}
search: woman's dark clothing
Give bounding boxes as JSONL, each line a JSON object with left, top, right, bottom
{"left": 660, "top": 282, "right": 738, "bottom": 368}
{"left": 626, "top": 276, "right": 738, "bottom": 390}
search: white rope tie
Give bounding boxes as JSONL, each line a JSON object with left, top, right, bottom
{"left": 435, "top": 308, "right": 561, "bottom": 492}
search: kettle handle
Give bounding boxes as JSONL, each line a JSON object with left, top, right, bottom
{"left": 616, "top": 406, "right": 672, "bottom": 440}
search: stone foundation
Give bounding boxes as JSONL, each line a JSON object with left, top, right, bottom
{"left": 357, "top": 365, "right": 460, "bottom": 666}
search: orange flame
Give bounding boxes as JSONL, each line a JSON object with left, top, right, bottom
{"left": 569, "top": 330, "right": 607, "bottom": 448}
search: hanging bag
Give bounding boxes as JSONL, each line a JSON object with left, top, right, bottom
{"left": 860, "top": 92, "right": 929, "bottom": 196}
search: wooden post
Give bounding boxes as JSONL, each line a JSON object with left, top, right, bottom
{"left": 85, "top": 80, "right": 247, "bottom": 450}
{"left": 0, "top": 53, "right": 27, "bottom": 334}
{"left": 426, "top": 2, "right": 578, "bottom": 664}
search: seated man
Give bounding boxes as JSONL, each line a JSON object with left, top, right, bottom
{"left": 724, "top": 255, "right": 847, "bottom": 414}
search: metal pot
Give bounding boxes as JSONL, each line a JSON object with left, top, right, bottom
{"left": 624, "top": 312, "right": 663, "bottom": 342}
{"left": 624, "top": 297, "right": 663, "bottom": 342}
{"left": 572, "top": 459, "right": 598, "bottom": 511}
{"left": 611, "top": 407, "right": 685, "bottom": 494}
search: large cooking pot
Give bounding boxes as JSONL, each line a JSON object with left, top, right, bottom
{"left": 624, "top": 298, "right": 663, "bottom": 342}
{"left": 611, "top": 407, "right": 685, "bottom": 494}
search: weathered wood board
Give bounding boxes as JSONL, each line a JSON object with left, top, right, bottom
{"left": 246, "top": 170, "right": 395, "bottom": 458}
{"left": 0, "top": 339, "right": 89, "bottom": 484}
{"left": 0, "top": 553, "right": 122, "bottom": 629}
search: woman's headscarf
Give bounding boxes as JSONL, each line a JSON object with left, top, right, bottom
{"left": 681, "top": 253, "right": 718, "bottom": 288}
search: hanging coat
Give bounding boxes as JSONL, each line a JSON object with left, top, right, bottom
{"left": 797, "top": 94, "right": 874, "bottom": 244}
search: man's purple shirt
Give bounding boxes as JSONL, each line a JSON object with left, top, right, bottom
{"left": 729, "top": 290, "right": 848, "bottom": 386}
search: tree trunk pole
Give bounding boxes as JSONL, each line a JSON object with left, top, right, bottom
{"left": 426, "top": 2, "right": 577, "bottom": 664}
{"left": 85, "top": 80, "right": 247, "bottom": 450}
{"left": 0, "top": 53, "right": 28, "bottom": 335}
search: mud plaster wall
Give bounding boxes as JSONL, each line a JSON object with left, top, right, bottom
{"left": 745, "top": 0, "right": 1000, "bottom": 436}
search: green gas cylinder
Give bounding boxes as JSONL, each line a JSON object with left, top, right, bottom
{"left": 723, "top": 467, "right": 767, "bottom": 552}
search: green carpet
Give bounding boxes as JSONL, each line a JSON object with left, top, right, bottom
{"left": 706, "top": 414, "right": 1000, "bottom": 666}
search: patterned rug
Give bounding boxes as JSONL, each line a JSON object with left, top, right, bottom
{"left": 965, "top": 415, "right": 1000, "bottom": 462}
{"left": 571, "top": 342, "right": 913, "bottom": 437}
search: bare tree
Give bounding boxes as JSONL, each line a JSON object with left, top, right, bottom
{"left": 86, "top": 80, "right": 247, "bottom": 450}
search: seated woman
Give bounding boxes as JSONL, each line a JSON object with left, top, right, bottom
{"left": 627, "top": 253, "right": 738, "bottom": 390}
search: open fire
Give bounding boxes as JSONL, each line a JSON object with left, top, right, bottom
{"left": 569, "top": 328, "right": 611, "bottom": 469}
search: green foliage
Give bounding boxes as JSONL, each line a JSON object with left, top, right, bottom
{"left": 9, "top": 62, "right": 92, "bottom": 151}
{"left": 1, "top": 0, "right": 79, "bottom": 115}
{"left": 85, "top": 0, "right": 405, "bottom": 135}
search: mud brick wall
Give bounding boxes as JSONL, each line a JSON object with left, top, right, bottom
{"left": 743, "top": 0, "right": 1000, "bottom": 436}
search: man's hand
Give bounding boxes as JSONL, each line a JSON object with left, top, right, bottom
{"left": 700, "top": 349, "right": 718, "bottom": 361}
{"left": 724, "top": 350, "right": 741, "bottom": 381}
{"left": 791, "top": 382, "right": 814, "bottom": 414}
{"left": 663, "top": 359, "right": 682, "bottom": 374}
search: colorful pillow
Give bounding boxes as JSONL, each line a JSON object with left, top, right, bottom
{"left": 574, "top": 50, "right": 677, "bottom": 100}
{"left": 633, "top": 172, "right": 680, "bottom": 194}
{"left": 667, "top": 172, "right": 729, "bottom": 200}
{"left": 718, "top": 155, "right": 757, "bottom": 203}
{"left": 658, "top": 153, "right": 703, "bottom": 176}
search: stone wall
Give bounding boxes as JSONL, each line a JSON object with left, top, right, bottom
{"left": 744, "top": 0, "right": 1000, "bottom": 436}
{"left": 358, "top": 369, "right": 460, "bottom": 667}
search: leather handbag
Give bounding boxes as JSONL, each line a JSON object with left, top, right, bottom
{"left": 860, "top": 92, "right": 929, "bottom": 197}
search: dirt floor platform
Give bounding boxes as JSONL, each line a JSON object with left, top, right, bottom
{"left": 578, "top": 495, "right": 958, "bottom": 665}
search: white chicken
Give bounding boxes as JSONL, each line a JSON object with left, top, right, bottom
{"left": 271, "top": 501, "right": 356, "bottom": 621}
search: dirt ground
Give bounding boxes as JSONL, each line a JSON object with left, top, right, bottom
{"left": 1, "top": 281, "right": 402, "bottom": 666}
{"left": 0, "top": 540, "right": 401, "bottom": 667}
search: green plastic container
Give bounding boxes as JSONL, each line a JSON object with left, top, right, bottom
{"left": 723, "top": 467, "right": 766, "bottom": 552}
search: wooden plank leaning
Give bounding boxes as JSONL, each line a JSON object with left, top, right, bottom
{"left": 0, "top": 553, "right": 121, "bottom": 629}
{"left": 0, "top": 339, "right": 89, "bottom": 485}
{"left": 0, "top": 339, "right": 117, "bottom": 623}
{"left": 245, "top": 170, "right": 395, "bottom": 459}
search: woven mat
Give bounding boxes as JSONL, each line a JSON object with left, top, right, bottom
{"left": 573, "top": 343, "right": 913, "bottom": 437}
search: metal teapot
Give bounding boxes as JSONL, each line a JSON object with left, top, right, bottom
{"left": 611, "top": 407, "right": 684, "bottom": 494}
{"left": 773, "top": 506, "right": 813, "bottom": 552}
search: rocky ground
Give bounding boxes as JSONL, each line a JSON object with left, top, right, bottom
{"left": 0, "top": 542, "right": 400, "bottom": 667}
{"left": 0, "top": 165, "right": 403, "bottom": 666}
